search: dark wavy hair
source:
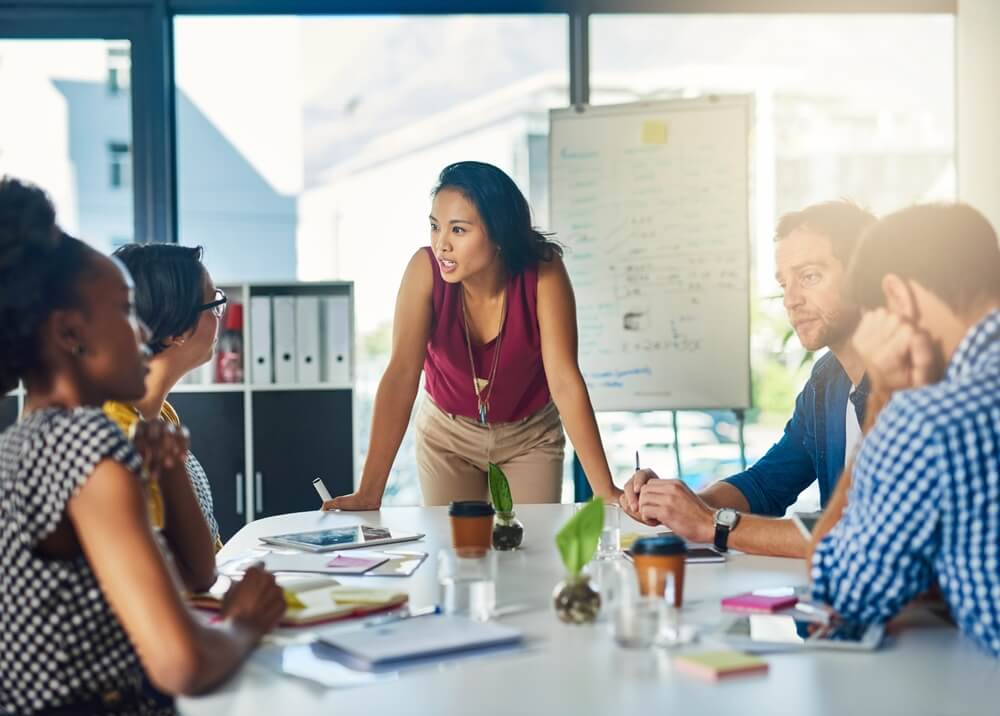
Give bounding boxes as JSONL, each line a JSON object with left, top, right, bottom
{"left": 112, "top": 243, "right": 207, "bottom": 355}
{"left": 433, "top": 161, "right": 561, "bottom": 275}
{"left": 0, "top": 176, "right": 98, "bottom": 393}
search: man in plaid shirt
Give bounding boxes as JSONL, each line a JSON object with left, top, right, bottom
{"left": 810, "top": 203, "right": 1000, "bottom": 656}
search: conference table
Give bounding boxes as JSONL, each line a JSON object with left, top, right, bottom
{"left": 179, "top": 505, "right": 997, "bottom": 716}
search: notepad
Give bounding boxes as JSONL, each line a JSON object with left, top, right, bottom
{"left": 674, "top": 650, "right": 769, "bottom": 681}
{"left": 190, "top": 579, "right": 408, "bottom": 627}
{"left": 260, "top": 551, "right": 389, "bottom": 575}
{"left": 318, "top": 614, "right": 522, "bottom": 671}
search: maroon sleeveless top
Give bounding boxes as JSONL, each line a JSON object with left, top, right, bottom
{"left": 422, "top": 246, "right": 551, "bottom": 423}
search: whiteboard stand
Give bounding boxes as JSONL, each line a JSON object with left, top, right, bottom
{"left": 735, "top": 409, "right": 748, "bottom": 471}
{"left": 671, "top": 411, "right": 683, "bottom": 480}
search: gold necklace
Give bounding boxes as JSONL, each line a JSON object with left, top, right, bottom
{"left": 461, "top": 286, "right": 507, "bottom": 425}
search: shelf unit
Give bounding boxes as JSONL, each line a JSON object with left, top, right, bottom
{"left": 170, "top": 280, "right": 357, "bottom": 540}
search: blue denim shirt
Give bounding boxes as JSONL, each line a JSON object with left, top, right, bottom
{"left": 723, "top": 351, "right": 869, "bottom": 516}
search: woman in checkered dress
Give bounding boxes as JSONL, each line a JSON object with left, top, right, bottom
{"left": 0, "top": 177, "right": 285, "bottom": 715}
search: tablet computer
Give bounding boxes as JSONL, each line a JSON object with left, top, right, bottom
{"left": 259, "top": 525, "right": 425, "bottom": 552}
{"left": 721, "top": 613, "right": 884, "bottom": 652}
{"left": 791, "top": 512, "right": 822, "bottom": 540}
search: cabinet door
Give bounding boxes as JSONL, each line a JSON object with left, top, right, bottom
{"left": 0, "top": 395, "right": 18, "bottom": 433}
{"left": 168, "top": 392, "right": 246, "bottom": 542}
{"left": 252, "top": 390, "right": 353, "bottom": 519}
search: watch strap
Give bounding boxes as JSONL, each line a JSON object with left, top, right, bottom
{"left": 713, "top": 523, "right": 731, "bottom": 552}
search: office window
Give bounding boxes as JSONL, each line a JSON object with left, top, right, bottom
{"left": 0, "top": 39, "right": 135, "bottom": 253}
{"left": 174, "top": 16, "right": 568, "bottom": 504}
{"left": 591, "top": 14, "right": 955, "bottom": 507}
{"left": 107, "top": 141, "right": 131, "bottom": 189}
{"left": 106, "top": 43, "right": 130, "bottom": 95}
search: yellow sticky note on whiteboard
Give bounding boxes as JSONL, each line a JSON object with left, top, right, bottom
{"left": 641, "top": 120, "right": 668, "bottom": 145}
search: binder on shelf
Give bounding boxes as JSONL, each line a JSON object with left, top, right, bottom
{"left": 295, "top": 296, "right": 322, "bottom": 384}
{"left": 322, "top": 295, "right": 351, "bottom": 385}
{"left": 272, "top": 296, "right": 298, "bottom": 384}
{"left": 250, "top": 296, "right": 273, "bottom": 385}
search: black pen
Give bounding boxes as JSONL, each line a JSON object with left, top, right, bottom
{"left": 635, "top": 450, "right": 641, "bottom": 472}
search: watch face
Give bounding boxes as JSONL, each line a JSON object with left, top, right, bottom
{"left": 717, "top": 509, "right": 739, "bottom": 528}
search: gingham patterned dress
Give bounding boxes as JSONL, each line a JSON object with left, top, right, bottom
{"left": 0, "top": 407, "right": 174, "bottom": 715}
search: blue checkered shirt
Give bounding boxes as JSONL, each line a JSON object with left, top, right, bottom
{"left": 812, "top": 309, "right": 1000, "bottom": 656}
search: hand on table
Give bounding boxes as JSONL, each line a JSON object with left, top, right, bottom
{"left": 322, "top": 491, "right": 382, "bottom": 511}
{"left": 636, "top": 478, "right": 715, "bottom": 543}
{"left": 619, "top": 469, "right": 660, "bottom": 526}
{"left": 220, "top": 565, "right": 285, "bottom": 638}
{"left": 596, "top": 485, "right": 624, "bottom": 505}
{"left": 852, "top": 308, "right": 942, "bottom": 393}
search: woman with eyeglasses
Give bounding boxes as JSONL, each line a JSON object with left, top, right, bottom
{"left": 104, "top": 244, "right": 227, "bottom": 552}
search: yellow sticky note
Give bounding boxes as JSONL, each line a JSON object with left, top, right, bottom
{"left": 641, "top": 120, "right": 668, "bottom": 145}
{"left": 283, "top": 589, "right": 306, "bottom": 610}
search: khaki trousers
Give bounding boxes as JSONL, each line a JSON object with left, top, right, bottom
{"left": 415, "top": 394, "right": 566, "bottom": 506}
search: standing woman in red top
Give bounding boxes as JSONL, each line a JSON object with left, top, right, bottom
{"left": 327, "top": 161, "right": 621, "bottom": 509}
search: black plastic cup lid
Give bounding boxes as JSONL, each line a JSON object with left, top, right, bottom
{"left": 632, "top": 534, "right": 687, "bottom": 556}
{"left": 449, "top": 501, "right": 495, "bottom": 517}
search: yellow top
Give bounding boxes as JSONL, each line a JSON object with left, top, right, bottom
{"left": 103, "top": 400, "right": 171, "bottom": 528}
{"left": 104, "top": 400, "right": 223, "bottom": 552}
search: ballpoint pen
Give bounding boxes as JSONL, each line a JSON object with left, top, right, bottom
{"left": 362, "top": 604, "right": 441, "bottom": 628}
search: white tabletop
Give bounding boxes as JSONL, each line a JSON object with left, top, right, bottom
{"left": 179, "top": 505, "right": 998, "bottom": 716}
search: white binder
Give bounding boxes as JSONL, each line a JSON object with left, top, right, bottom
{"left": 272, "top": 296, "right": 297, "bottom": 384}
{"left": 249, "top": 296, "right": 273, "bottom": 385}
{"left": 295, "top": 296, "right": 322, "bottom": 384}
{"left": 322, "top": 295, "right": 351, "bottom": 385}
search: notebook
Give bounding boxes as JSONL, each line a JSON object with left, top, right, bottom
{"left": 190, "top": 579, "right": 408, "bottom": 627}
{"left": 673, "top": 650, "right": 769, "bottom": 681}
{"left": 317, "top": 614, "right": 523, "bottom": 671}
{"left": 721, "top": 592, "right": 799, "bottom": 613}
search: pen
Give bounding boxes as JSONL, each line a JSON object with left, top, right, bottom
{"left": 313, "top": 477, "right": 333, "bottom": 504}
{"left": 635, "top": 450, "right": 641, "bottom": 472}
{"left": 362, "top": 604, "right": 441, "bottom": 628}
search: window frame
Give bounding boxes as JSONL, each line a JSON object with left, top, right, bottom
{"left": 3, "top": 1, "right": 956, "bottom": 245}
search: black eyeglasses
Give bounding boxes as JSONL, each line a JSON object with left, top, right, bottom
{"left": 197, "top": 288, "right": 228, "bottom": 318}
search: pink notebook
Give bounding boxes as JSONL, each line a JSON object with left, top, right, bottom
{"left": 721, "top": 592, "right": 798, "bottom": 613}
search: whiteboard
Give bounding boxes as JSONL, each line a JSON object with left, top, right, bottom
{"left": 549, "top": 96, "right": 751, "bottom": 411}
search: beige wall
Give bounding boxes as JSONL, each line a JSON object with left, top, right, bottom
{"left": 958, "top": 0, "right": 1000, "bottom": 232}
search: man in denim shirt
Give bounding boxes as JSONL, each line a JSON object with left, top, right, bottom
{"left": 622, "top": 201, "right": 875, "bottom": 557}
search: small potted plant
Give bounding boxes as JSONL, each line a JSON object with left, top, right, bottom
{"left": 552, "top": 498, "right": 603, "bottom": 624}
{"left": 489, "top": 463, "right": 523, "bottom": 550}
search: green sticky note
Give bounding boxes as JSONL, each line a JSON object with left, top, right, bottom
{"left": 674, "top": 650, "right": 769, "bottom": 681}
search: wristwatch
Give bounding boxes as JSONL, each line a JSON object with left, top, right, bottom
{"left": 713, "top": 508, "right": 741, "bottom": 552}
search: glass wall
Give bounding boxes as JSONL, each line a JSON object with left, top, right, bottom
{"left": 174, "top": 15, "right": 569, "bottom": 504}
{"left": 590, "top": 13, "right": 955, "bottom": 508}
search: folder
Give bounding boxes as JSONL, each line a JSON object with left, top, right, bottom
{"left": 295, "top": 296, "right": 322, "bottom": 384}
{"left": 316, "top": 615, "right": 522, "bottom": 671}
{"left": 272, "top": 296, "right": 297, "bottom": 384}
{"left": 249, "top": 296, "right": 273, "bottom": 385}
{"left": 322, "top": 295, "right": 351, "bottom": 385}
